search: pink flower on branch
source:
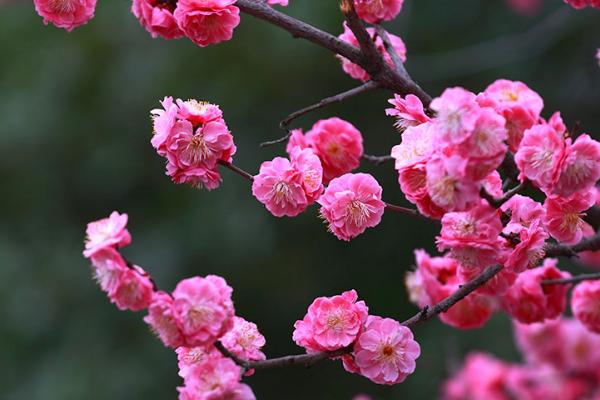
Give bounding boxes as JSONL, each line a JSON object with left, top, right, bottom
{"left": 572, "top": 280, "right": 600, "bottom": 334}
{"left": 83, "top": 211, "right": 131, "bottom": 258}
{"left": 354, "top": 0, "right": 404, "bottom": 24}
{"left": 221, "top": 316, "right": 266, "bottom": 363}
{"left": 132, "top": 0, "right": 184, "bottom": 39}
{"left": 34, "top": 0, "right": 96, "bottom": 32}
{"left": 293, "top": 290, "right": 368, "bottom": 352}
{"left": 174, "top": 0, "right": 241, "bottom": 47}
{"left": 318, "top": 173, "right": 385, "bottom": 241}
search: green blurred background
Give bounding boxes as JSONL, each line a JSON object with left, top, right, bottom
{"left": 0, "top": 1, "right": 598, "bottom": 399}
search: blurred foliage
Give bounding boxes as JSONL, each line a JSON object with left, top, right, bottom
{"left": 0, "top": 1, "right": 599, "bottom": 399}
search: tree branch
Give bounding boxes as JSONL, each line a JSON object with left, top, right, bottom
{"left": 361, "top": 154, "right": 394, "bottom": 165}
{"left": 542, "top": 272, "right": 600, "bottom": 286}
{"left": 218, "top": 160, "right": 255, "bottom": 181}
{"left": 261, "top": 81, "right": 380, "bottom": 147}
{"left": 545, "top": 231, "right": 600, "bottom": 258}
{"left": 401, "top": 264, "right": 503, "bottom": 327}
{"left": 340, "top": 0, "right": 384, "bottom": 74}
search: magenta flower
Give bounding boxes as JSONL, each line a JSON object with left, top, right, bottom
{"left": 354, "top": 0, "right": 404, "bottom": 24}
{"left": 501, "top": 259, "right": 571, "bottom": 324}
{"left": 318, "top": 173, "right": 385, "bottom": 241}
{"left": 425, "top": 156, "right": 480, "bottom": 212}
{"left": 83, "top": 211, "right": 131, "bottom": 258}
{"left": 352, "top": 316, "right": 420, "bottom": 385}
{"left": 289, "top": 147, "right": 324, "bottom": 204}
{"left": 34, "top": 0, "right": 96, "bottom": 32}
{"left": 304, "top": 117, "right": 364, "bottom": 184}
{"left": 221, "top": 316, "right": 266, "bottom": 363}
{"left": 252, "top": 157, "right": 309, "bottom": 217}
{"left": 442, "top": 353, "right": 510, "bottom": 400}
{"left": 176, "top": 346, "right": 220, "bottom": 380}
{"left": 131, "top": 0, "right": 184, "bottom": 39}
{"left": 386, "top": 94, "right": 431, "bottom": 131}
{"left": 174, "top": 0, "right": 240, "bottom": 48}
{"left": 552, "top": 134, "right": 600, "bottom": 198}
{"left": 172, "top": 275, "right": 235, "bottom": 347}
{"left": 543, "top": 189, "right": 595, "bottom": 245}
{"left": 430, "top": 87, "right": 480, "bottom": 146}
{"left": 110, "top": 265, "right": 154, "bottom": 311}
{"left": 144, "top": 291, "right": 185, "bottom": 348}
{"left": 572, "top": 280, "right": 600, "bottom": 334}
{"left": 293, "top": 290, "right": 368, "bottom": 352}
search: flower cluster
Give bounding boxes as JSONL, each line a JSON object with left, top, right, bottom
{"left": 133, "top": 0, "right": 241, "bottom": 47}
{"left": 443, "top": 318, "right": 600, "bottom": 399}
{"left": 293, "top": 290, "right": 421, "bottom": 385}
{"left": 83, "top": 212, "right": 263, "bottom": 399}
{"left": 338, "top": 22, "right": 407, "bottom": 82}
{"left": 151, "top": 97, "right": 236, "bottom": 190}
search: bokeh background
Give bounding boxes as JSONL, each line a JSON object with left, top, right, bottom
{"left": 1, "top": 1, "right": 599, "bottom": 399}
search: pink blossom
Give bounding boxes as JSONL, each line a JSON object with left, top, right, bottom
{"left": 172, "top": 275, "right": 235, "bottom": 347}
{"left": 166, "top": 163, "right": 223, "bottom": 190}
{"left": 83, "top": 211, "right": 131, "bottom": 258}
{"left": 293, "top": 290, "right": 368, "bottom": 352}
{"left": 151, "top": 96, "right": 179, "bottom": 155}
{"left": 390, "top": 122, "right": 434, "bottom": 172}
{"left": 560, "top": 318, "right": 600, "bottom": 373}
{"left": 338, "top": 22, "right": 406, "bottom": 82}
{"left": 144, "top": 291, "right": 185, "bottom": 348}
{"left": 564, "top": 0, "right": 600, "bottom": 9}
{"left": 442, "top": 353, "right": 510, "bottom": 400}
{"left": 352, "top": 316, "right": 420, "bottom": 385}
{"left": 267, "top": 0, "right": 288, "bottom": 6}
{"left": 513, "top": 320, "right": 565, "bottom": 367}
{"left": 304, "top": 117, "right": 363, "bottom": 184}
{"left": 174, "top": 0, "right": 240, "bottom": 47}
{"left": 289, "top": 147, "right": 324, "bottom": 204}
{"left": 34, "top": 0, "right": 96, "bottom": 32}
{"left": 515, "top": 122, "right": 565, "bottom": 191}
{"left": 386, "top": 94, "right": 431, "bottom": 131}
{"left": 543, "top": 189, "right": 595, "bottom": 245}
{"left": 572, "top": 280, "right": 600, "bottom": 334}
{"left": 177, "top": 356, "right": 255, "bottom": 400}
{"left": 552, "top": 134, "right": 600, "bottom": 198}
{"left": 285, "top": 129, "right": 309, "bottom": 154}
{"left": 175, "top": 99, "right": 223, "bottom": 125}
{"left": 354, "top": 0, "right": 404, "bottom": 24}
{"left": 501, "top": 194, "right": 545, "bottom": 229}
{"left": 501, "top": 259, "right": 571, "bottom": 323}
{"left": 437, "top": 201, "right": 507, "bottom": 272}
{"left": 131, "top": 0, "right": 184, "bottom": 39}
{"left": 176, "top": 346, "right": 220, "bottom": 379}
{"left": 89, "top": 247, "right": 129, "bottom": 295}
{"left": 318, "top": 173, "right": 385, "bottom": 241}
{"left": 504, "top": 220, "right": 548, "bottom": 273}
{"left": 110, "top": 265, "right": 154, "bottom": 312}
{"left": 483, "top": 171, "right": 504, "bottom": 199}
{"left": 414, "top": 249, "right": 493, "bottom": 328}
{"left": 221, "top": 316, "right": 266, "bottom": 362}
{"left": 425, "top": 156, "right": 480, "bottom": 212}
{"left": 430, "top": 87, "right": 480, "bottom": 146}
{"left": 251, "top": 157, "right": 309, "bottom": 217}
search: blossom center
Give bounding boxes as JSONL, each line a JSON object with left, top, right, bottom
{"left": 50, "top": 0, "right": 76, "bottom": 13}
{"left": 346, "top": 200, "right": 370, "bottom": 226}
{"left": 272, "top": 181, "right": 292, "bottom": 204}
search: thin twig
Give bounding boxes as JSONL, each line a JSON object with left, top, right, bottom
{"left": 482, "top": 180, "right": 529, "bottom": 208}
{"left": 542, "top": 272, "right": 600, "bottom": 286}
{"left": 361, "top": 154, "right": 394, "bottom": 166}
{"left": 384, "top": 202, "right": 422, "bottom": 218}
{"left": 374, "top": 24, "right": 403, "bottom": 72}
{"left": 545, "top": 232, "right": 600, "bottom": 258}
{"left": 340, "top": 0, "right": 384, "bottom": 74}
{"left": 218, "top": 160, "right": 254, "bottom": 181}
{"left": 261, "top": 81, "right": 380, "bottom": 147}
{"left": 401, "top": 264, "right": 503, "bottom": 327}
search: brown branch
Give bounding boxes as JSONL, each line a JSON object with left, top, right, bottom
{"left": 542, "top": 272, "right": 600, "bottom": 286}
{"left": 261, "top": 81, "right": 380, "bottom": 147}
{"left": 340, "top": 0, "right": 384, "bottom": 73}
{"left": 384, "top": 202, "right": 423, "bottom": 219}
{"left": 482, "top": 180, "right": 529, "bottom": 208}
{"left": 401, "top": 264, "right": 503, "bottom": 327}
{"left": 361, "top": 154, "right": 394, "bottom": 165}
{"left": 235, "top": 0, "right": 432, "bottom": 106}
{"left": 545, "top": 231, "right": 600, "bottom": 258}
{"left": 218, "top": 160, "right": 255, "bottom": 181}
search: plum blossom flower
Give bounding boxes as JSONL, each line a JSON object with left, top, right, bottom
{"left": 386, "top": 94, "right": 431, "bottom": 131}
{"left": 83, "top": 211, "right": 132, "bottom": 258}
{"left": 515, "top": 121, "right": 565, "bottom": 191}
{"left": 300, "top": 117, "right": 363, "bottom": 184}
{"left": 338, "top": 22, "right": 406, "bottom": 82}
{"left": 572, "top": 280, "right": 600, "bottom": 334}
{"left": 513, "top": 319, "right": 566, "bottom": 367}
{"left": 252, "top": 157, "right": 309, "bottom": 217}
{"left": 501, "top": 195, "right": 545, "bottom": 230}
{"left": 293, "top": 290, "right": 368, "bottom": 352}
{"left": 151, "top": 96, "right": 179, "bottom": 155}
{"left": 144, "top": 291, "right": 185, "bottom": 348}
{"left": 504, "top": 220, "right": 548, "bottom": 273}
{"left": 477, "top": 79, "right": 543, "bottom": 151}
{"left": 543, "top": 189, "right": 595, "bottom": 245}
{"left": 131, "top": 0, "right": 184, "bottom": 39}
{"left": 89, "top": 247, "right": 129, "bottom": 295}
{"left": 437, "top": 201, "right": 507, "bottom": 272}
{"left": 564, "top": 0, "right": 600, "bottom": 9}
{"left": 172, "top": 275, "right": 235, "bottom": 347}
{"left": 221, "top": 316, "right": 266, "bottom": 362}
{"left": 552, "top": 134, "right": 600, "bottom": 198}
{"left": 176, "top": 346, "right": 220, "bottom": 379}
{"left": 425, "top": 155, "right": 480, "bottom": 212}
{"left": 354, "top": 0, "right": 404, "bottom": 24}
{"left": 177, "top": 356, "right": 255, "bottom": 400}
{"left": 110, "top": 265, "right": 154, "bottom": 311}
{"left": 175, "top": 99, "right": 223, "bottom": 125}
{"left": 174, "top": 0, "right": 241, "bottom": 47}
{"left": 501, "top": 259, "right": 571, "bottom": 323}
{"left": 430, "top": 87, "right": 480, "bottom": 146}
{"left": 442, "top": 353, "right": 510, "bottom": 400}
{"left": 289, "top": 147, "right": 324, "bottom": 203}
{"left": 413, "top": 249, "right": 493, "bottom": 328}
{"left": 352, "top": 316, "right": 420, "bottom": 385}
{"left": 34, "top": 0, "right": 96, "bottom": 32}
{"left": 318, "top": 173, "right": 385, "bottom": 241}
